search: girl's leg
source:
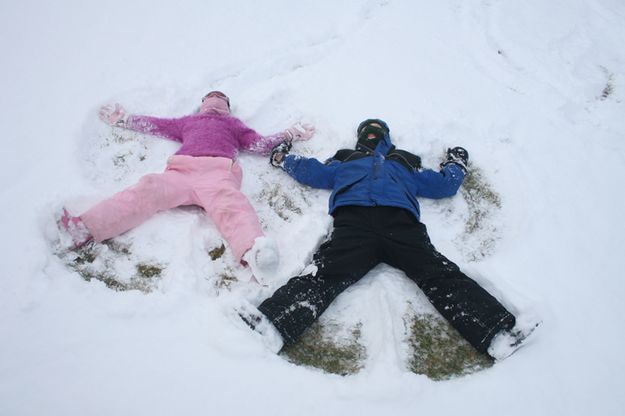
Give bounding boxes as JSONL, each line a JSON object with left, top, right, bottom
{"left": 192, "top": 163, "right": 263, "bottom": 261}
{"left": 80, "top": 170, "right": 193, "bottom": 242}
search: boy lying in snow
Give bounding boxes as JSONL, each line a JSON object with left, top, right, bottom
{"left": 239, "top": 119, "right": 536, "bottom": 360}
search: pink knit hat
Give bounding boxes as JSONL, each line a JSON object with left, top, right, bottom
{"left": 200, "top": 91, "right": 230, "bottom": 115}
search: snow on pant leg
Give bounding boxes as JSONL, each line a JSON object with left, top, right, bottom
{"left": 381, "top": 209, "right": 516, "bottom": 355}
{"left": 80, "top": 170, "right": 193, "bottom": 242}
{"left": 258, "top": 207, "right": 381, "bottom": 345}
{"left": 191, "top": 162, "right": 263, "bottom": 261}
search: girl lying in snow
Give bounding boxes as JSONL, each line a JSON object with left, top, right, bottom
{"left": 58, "top": 91, "right": 315, "bottom": 281}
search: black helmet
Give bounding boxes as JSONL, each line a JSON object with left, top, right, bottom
{"left": 357, "top": 118, "right": 389, "bottom": 136}
{"left": 356, "top": 118, "right": 389, "bottom": 152}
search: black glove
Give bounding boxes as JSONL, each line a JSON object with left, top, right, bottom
{"left": 441, "top": 146, "right": 469, "bottom": 172}
{"left": 270, "top": 141, "right": 292, "bottom": 168}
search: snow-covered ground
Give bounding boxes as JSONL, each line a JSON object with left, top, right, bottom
{"left": 2, "top": 0, "right": 625, "bottom": 415}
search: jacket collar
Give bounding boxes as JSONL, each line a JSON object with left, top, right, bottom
{"left": 355, "top": 133, "right": 393, "bottom": 155}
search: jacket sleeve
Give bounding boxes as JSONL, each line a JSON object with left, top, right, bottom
{"left": 236, "top": 119, "right": 289, "bottom": 156}
{"left": 282, "top": 154, "right": 339, "bottom": 189}
{"left": 125, "top": 115, "right": 184, "bottom": 142}
{"left": 415, "top": 163, "right": 465, "bottom": 199}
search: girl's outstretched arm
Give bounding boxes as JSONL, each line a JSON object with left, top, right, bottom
{"left": 99, "top": 103, "right": 183, "bottom": 142}
{"left": 238, "top": 119, "right": 315, "bottom": 155}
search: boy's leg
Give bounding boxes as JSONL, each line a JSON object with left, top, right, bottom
{"left": 383, "top": 216, "right": 515, "bottom": 355}
{"left": 258, "top": 207, "right": 380, "bottom": 345}
{"left": 80, "top": 170, "right": 193, "bottom": 242}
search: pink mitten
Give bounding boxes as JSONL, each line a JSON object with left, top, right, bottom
{"left": 99, "top": 103, "right": 128, "bottom": 126}
{"left": 284, "top": 123, "right": 315, "bottom": 141}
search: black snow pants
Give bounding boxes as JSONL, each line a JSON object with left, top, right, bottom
{"left": 258, "top": 206, "right": 516, "bottom": 355}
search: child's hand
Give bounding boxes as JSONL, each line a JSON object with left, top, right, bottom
{"left": 99, "top": 103, "right": 128, "bottom": 126}
{"left": 270, "top": 141, "right": 292, "bottom": 168}
{"left": 440, "top": 146, "right": 469, "bottom": 173}
{"left": 284, "top": 123, "right": 315, "bottom": 141}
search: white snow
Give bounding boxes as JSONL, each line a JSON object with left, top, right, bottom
{"left": 1, "top": 0, "right": 625, "bottom": 415}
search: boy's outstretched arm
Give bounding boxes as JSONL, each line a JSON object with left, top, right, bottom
{"left": 270, "top": 141, "right": 338, "bottom": 190}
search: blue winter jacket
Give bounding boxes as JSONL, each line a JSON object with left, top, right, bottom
{"left": 282, "top": 133, "right": 465, "bottom": 221}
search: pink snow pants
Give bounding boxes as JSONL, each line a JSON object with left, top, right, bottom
{"left": 80, "top": 155, "right": 263, "bottom": 260}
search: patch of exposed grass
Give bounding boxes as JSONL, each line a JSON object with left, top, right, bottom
{"left": 136, "top": 262, "right": 163, "bottom": 278}
{"left": 461, "top": 167, "right": 502, "bottom": 234}
{"left": 459, "top": 166, "right": 503, "bottom": 261}
{"left": 126, "top": 276, "right": 158, "bottom": 292}
{"left": 112, "top": 153, "right": 131, "bottom": 168}
{"left": 99, "top": 131, "right": 148, "bottom": 175}
{"left": 281, "top": 321, "right": 366, "bottom": 376}
{"left": 405, "top": 314, "right": 493, "bottom": 380}
{"left": 601, "top": 79, "right": 614, "bottom": 100}
{"left": 104, "top": 240, "right": 132, "bottom": 255}
{"left": 127, "top": 262, "right": 163, "bottom": 292}
{"left": 62, "top": 242, "right": 162, "bottom": 293}
{"left": 214, "top": 269, "right": 238, "bottom": 292}
{"left": 259, "top": 183, "right": 306, "bottom": 220}
{"left": 77, "top": 269, "right": 128, "bottom": 291}
{"left": 599, "top": 67, "right": 615, "bottom": 100}
{"left": 208, "top": 244, "right": 226, "bottom": 260}
{"left": 111, "top": 131, "right": 134, "bottom": 144}
{"left": 73, "top": 246, "right": 97, "bottom": 265}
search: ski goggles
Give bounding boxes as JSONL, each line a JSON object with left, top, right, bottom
{"left": 356, "top": 118, "right": 389, "bottom": 136}
{"left": 202, "top": 91, "right": 230, "bottom": 107}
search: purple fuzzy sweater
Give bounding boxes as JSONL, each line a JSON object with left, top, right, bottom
{"left": 126, "top": 112, "right": 286, "bottom": 159}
